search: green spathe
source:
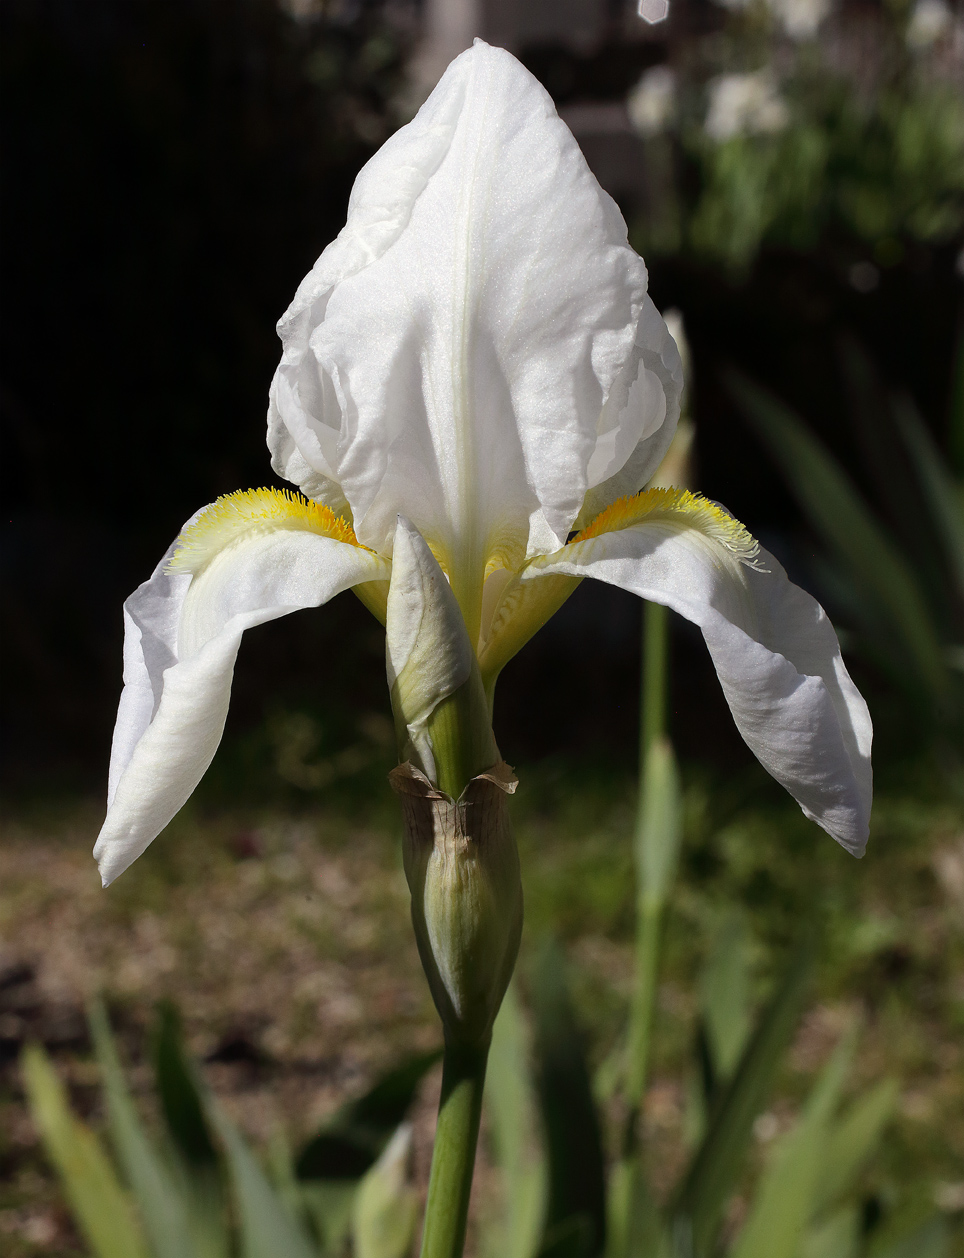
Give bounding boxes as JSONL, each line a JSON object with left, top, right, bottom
{"left": 391, "top": 760, "right": 522, "bottom": 1047}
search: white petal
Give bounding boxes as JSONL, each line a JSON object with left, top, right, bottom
{"left": 268, "top": 41, "right": 678, "bottom": 581}
{"left": 385, "top": 517, "right": 476, "bottom": 779}
{"left": 95, "top": 523, "right": 389, "bottom": 885}
{"left": 527, "top": 529, "right": 872, "bottom": 853}
{"left": 577, "top": 297, "right": 684, "bottom": 525}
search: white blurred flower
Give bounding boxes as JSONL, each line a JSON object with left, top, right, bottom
{"left": 637, "top": 0, "right": 671, "bottom": 23}
{"left": 768, "top": 0, "right": 832, "bottom": 39}
{"left": 705, "top": 72, "right": 789, "bottom": 141}
{"left": 627, "top": 66, "right": 677, "bottom": 137}
{"left": 906, "top": 0, "right": 953, "bottom": 47}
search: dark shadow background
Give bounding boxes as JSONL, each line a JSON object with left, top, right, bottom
{"left": 2, "top": 0, "right": 961, "bottom": 800}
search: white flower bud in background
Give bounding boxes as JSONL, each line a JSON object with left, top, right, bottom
{"left": 705, "top": 72, "right": 789, "bottom": 141}
{"left": 767, "top": 0, "right": 832, "bottom": 39}
{"left": 627, "top": 66, "right": 677, "bottom": 137}
{"left": 906, "top": 0, "right": 953, "bottom": 48}
{"left": 637, "top": 0, "right": 671, "bottom": 25}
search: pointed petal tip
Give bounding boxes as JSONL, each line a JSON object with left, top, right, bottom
{"left": 807, "top": 801, "right": 870, "bottom": 859}
{"left": 93, "top": 837, "right": 120, "bottom": 888}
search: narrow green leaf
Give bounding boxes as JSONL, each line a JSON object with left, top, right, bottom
{"left": 893, "top": 397, "right": 964, "bottom": 602}
{"left": 672, "top": 939, "right": 814, "bottom": 1257}
{"left": 21, "top": 1043, "right": 150, "bottom": 1258}
{"left": 728, "top": 370, "right": 946, "bottom": 701}
{"left": 642, "top": 599, "right": 669, "bottom": 756}
{"left": 351, "top": 1124, "right": 418, "bottom": 1258}
{"left": 296, "top": 1048, "right": 442, "bottom": 1180}
{"left": 484, "top": 983, "right": 546, "bottom": 1258}
{"left": 869, "top": 1214, "right": 950, "bottom": 1258}
{"left": 802, "top": 1024, "right": 858, "bottom": 1124}
{"left": 949, "top": 327, "right": 964, "bottom": 479}
{"left": 801, "top": 1206, "right": 860, "bottom": 1258}
{"left": 152, "top": 1002, "right": 228, "bottom": 1258}
{"left": 605, "top": 1156, "right": 666, "bottom": 1258}
{"left": 154, "top": 1001, "right": 220, "bottom": 1171}
{"left": 300, "top": 1182, "right": 356, "bottom": 1258}
{"left": 699, "top": 912, "right": 752, "bottom": 1084}
{"left": 209, "top": 1100, "right": 319, "bottom": 1258}
{"left": 88, "top": 999, "right": 200, "bottom": 1258}
{"left": 625, "top": 736, "right": 682, "bottom": 1116}
{"left": 810, "top": 1078, "right": 898, "bottom": 1218}
{"left": 637, "top": 736, "right": 682, "bottom": 910}
{"left": 533, "top": 941, "right": 607, "bottom": 1258}
{"left": 728, "top": 1028, "right": 856, "bottom": 1258}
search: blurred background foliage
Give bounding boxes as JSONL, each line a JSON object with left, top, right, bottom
{"left": 2, "top": 0, "right": 962, "bottom": 790}
{"left": 1, "top": 0, "right": 962, "bottom": 1253}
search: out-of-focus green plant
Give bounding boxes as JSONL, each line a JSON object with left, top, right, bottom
{"left": 628, "top": 0, "right": 964, "bottom": 272}
{"left": 478, "top": 859, "right": 947, "bottom": 1258}
{"left": 727, "top": 347, "right": 964, "bottom": 740}
{"left": 23, "top": 1002, "right": 430, "bottom": 1258}
{"left": 476, "top": 492, "right": 955, "bottom": 1258}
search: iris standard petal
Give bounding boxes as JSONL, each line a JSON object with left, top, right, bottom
{"left": 526, "top": 501, "right": 872, "bottom": 854}
{"left": 268, "top": 41, "right": 678, "bottom": 600}
{"left": 94, "top": 497, "right": 390, "bottom": 885}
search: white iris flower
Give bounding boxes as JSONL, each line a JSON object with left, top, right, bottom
{"left": 94, "top": 42, "right": 871, "bottom": 887}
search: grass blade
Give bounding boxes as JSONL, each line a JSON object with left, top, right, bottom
{"left": 88, "top": 999, "right": 200, "bottom": 1258}
{"left": 484, "top": 983, "right": 546, "bottom": 1258}
{"left": 21, "top": 1043, "right": 150, "bottom": 1258}
{"left": 728, "top": 1027, "right": 856, "bottom": 1258}
{"left": 893, "top": 396, "right": 964, "bottom": 603}
{"left": 672, "top": 938, "right": 814, "bottom": 1257}
{"left": 533, "top": 941, "right": 607, "bottom": 1258}
{"left": 869, "top": 1214, "right": 951, "bottom": 1258}
{"left": 209, "top": 1099, "right": 319, "bottom": 1258}
{"left": 296, "top": 1048, "right": 442, "bottom": 1180}
{"left": 811, "top": 1078, "right": 898, "bottom": 1218}
{"left": 626, "top": 736, "right": 682, "bottom": 1118}
{"left": 728, "top": 370, "right": 946, "bottom": 703}
{"left": 801, "top": 1206, "right": 860, "bottom": 1258}
{"left": 605, "top": 1156, "right": 667, "bottom": 1258}
{"left": 152, "top": 1002, "right": 228, "bottom": 1258}
{"left": 350, "top": 1124, "right": 418, "bottom": 1258}
{"left": 699, "top": 911, "right": 752, "bottom": 1085}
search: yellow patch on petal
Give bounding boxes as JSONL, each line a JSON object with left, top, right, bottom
{"left": 573, "top": 486, "right": 760, "bottom": 565}
{"left": 168, "top": 488, "right": 364, "bottom": 574}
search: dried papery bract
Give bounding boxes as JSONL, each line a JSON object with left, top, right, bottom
{"left": 391, "top": 762, "right": 522, "bottom": 1048}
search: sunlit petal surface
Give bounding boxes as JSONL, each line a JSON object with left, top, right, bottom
{"left": 527, "top": 497, "right": 872, "bottom": 853}
{"left": 95, "top": 496, "right": 389, "bottom": 885}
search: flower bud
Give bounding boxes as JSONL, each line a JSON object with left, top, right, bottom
{"left": 385, "top": 516, "right": 497, "bottom": 790}
{"left": 390, "top": 760, "right": 522, "bottom": 1046}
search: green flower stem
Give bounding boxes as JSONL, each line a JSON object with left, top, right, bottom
{"left": 622, "top": 599, "right": 674, "bottom": 1154}
{"left": 427, "top": 670, "right": 498, "bottom": 799}
{"left": 419, "top": 1039, "right": 489, "bottom": 1258}
{"left": 641, "top": 599, "right": 668, "bottom": 760}
{"left": 625, "top": 899, "right": 662, "bottom": 1118}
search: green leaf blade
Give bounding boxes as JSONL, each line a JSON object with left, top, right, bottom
{"left": 88, "top": 999, "right": 201, "bottom": 1258}
{"left": 21, "top": 1043, "right": 151, "bottom": 1258}
{"left": 484, "top": 984, "right": 547, "bottom": 1258}
{"left": 728, "top": 370, "right": 947, "bottom": 702}
{"left": 672, "top": 939, "right": 814, "bottom": 1257}
{"left": 210, "top": 1099, "right": 320, "bottom": 1258}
